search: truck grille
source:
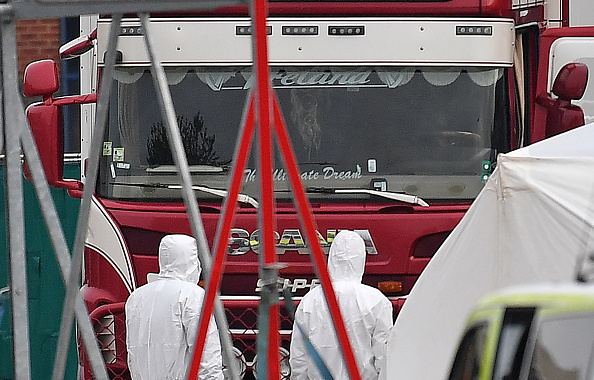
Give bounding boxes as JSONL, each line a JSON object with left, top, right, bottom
{"left": 79, "top": 298, "right": 295, "bottom": 380}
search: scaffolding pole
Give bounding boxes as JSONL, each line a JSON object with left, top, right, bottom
{"left": 1, "top": 1, "right": 240, "bottom": 379}
{"left": 188, "top": 0, "right": 363, "bottom": 379}
{"left": 1, "top": 6, "right": 31, "bottom": 379}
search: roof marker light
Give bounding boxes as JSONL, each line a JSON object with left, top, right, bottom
{"left": 282, "top": 25, "right": 318, "bottom": 35}
{"left": 328, "top": 26, "right": 365, "bottom": 36}
{"left": 456, "top": 25, "right": 493, "bottom": 36}
{"left": 235, "top": 25, "right": 272, "bottom": 35}
{"left": 119, "top": 26, "right": 143, "bottom": 36}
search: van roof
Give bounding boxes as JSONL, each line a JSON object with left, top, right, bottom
{"left": 474, "top": 282, "right": 594, "bottom": 313}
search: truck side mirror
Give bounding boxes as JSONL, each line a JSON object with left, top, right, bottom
{"left": 553, "top": 62, "right": 589, "bottom": 102}
{"left": 59, "top": 29, "right": 96, "bottom": 60}
{"left": 23, "top": 59, "right": 60, "bottom": 99}
{"left": 537, "top": 62, "right": 589, "bottom": 138}
{"left": 23, "top": 59, "right": 83, "bottom": 193}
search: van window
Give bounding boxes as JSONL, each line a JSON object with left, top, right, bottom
{"left": 448, "top": 323, "right": 488, "bottom": 380}
{"left": 492, "top": 307, "right": 535, "bottom": 380}
{"left": 528, "top": 313, "right": 594, "bottom": 380}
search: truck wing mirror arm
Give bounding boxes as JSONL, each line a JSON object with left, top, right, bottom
{"left": 535, "top": 93, "right": 555, "bottom": 108}
{"left": 53, "top": 93, "right": 98, "bottom": 106}
{"left": 55, "top": 179, "right": 84, "bottom": 197}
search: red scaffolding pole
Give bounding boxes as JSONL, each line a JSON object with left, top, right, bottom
{"left": 187, "top": 0, "right": 363, "bottom": 378}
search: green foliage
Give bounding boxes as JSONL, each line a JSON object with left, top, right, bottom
{"left": 147, "top": 114, "right": 224, "bottom": 166}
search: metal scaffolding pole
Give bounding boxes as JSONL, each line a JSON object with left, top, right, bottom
{"left": 1, "top": 7, "right": 31, "bottom": 380}
{"left": 1, "top": 1, "right": 240, "bottom": 379}
{"left": 187, "top": 1, "right": 363, "bottom": 379}
{"left": 52, "top": 14, "right": 121, "bottom": 380}
{"left": 139, "top": 13, "right": 239, "bottom": 380}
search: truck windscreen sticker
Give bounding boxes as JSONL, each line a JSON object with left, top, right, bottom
{"left": 113, "top": 67, "right": 502, "bottom": 92}
{"left": 113, "top": 147, "right": 125, "bottom": 162}
{"left": 244, "top": 164, "right": 363, "bottom": 182}
{"left": 103, "top": 141, "right": 112, "bottom": 156}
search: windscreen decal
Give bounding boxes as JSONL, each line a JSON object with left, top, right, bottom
{"left": 102, "top": 141, "right": 112, "bottom": 156}
{"left": 112, "top": 67, "right": 501, "bottom": 90}
{"left": 244, "top": 164, "right": 362, "bottom": 182}
{"left": 113, "top": 147, "right": 125, "bottom": 162}
{"left": 157, "top": 68, "right": 420, "bottom": 91}
{"left": 271, "top": 70, "right": 373, "bottom": 87}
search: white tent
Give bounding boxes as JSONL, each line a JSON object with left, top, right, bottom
{"left": 385, "top": 122, "right": 594, "bottom": 380}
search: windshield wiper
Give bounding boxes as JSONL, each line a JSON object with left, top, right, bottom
{"left": 167, "top": 185, "right": 259, "bottom": 208}
{"left": 145, "top": 164, "right": 227, "bottom": 174}
{"left": 112, "top": 182, "right": 259, "bottom": 208}
{"left": 305, "top": 187, "right": 429, "bottom": 207}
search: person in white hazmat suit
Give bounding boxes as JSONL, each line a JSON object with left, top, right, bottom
{"left": 125, "top": 234, "right": 223, "bottom": 380}
{"left": 289, "top": 230, "right": 393, "bottom": 380}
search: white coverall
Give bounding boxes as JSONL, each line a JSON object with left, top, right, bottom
{"left": 125, "top": 234, "right": 223, "bottom": 380}
{"left": 289, "top": 230, "right": 393, "bottom": 380}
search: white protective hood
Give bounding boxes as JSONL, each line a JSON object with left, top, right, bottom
{"left": 385, "top": 122, "right": 594, "bottom": 380}
{"left": 327, "top": 229, "right": 366, "bottom": 283}
{"left": 126, "top": 234, "right": 223, "bottom": 380}
{"left": 290, "top": 230, "right": 393, "bottom": 380}
{"left": 157, "top": 233, "right": 201, "bottom": 283}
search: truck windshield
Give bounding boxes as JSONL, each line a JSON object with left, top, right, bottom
{"left": 98, "top": 66, "right": 507, "bottom": 202}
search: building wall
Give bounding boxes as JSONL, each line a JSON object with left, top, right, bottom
{"left": 16, "top": 19, "right": 61, "bottom": 79}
